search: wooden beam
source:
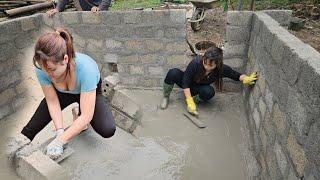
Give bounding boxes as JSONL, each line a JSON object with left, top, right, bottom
{"left": 5, "top": 1, "right": 53, "bottom": 16}
{"left": 26, "top": 0, "right": 48, "bottom": 4}
{"left": 0, "top": 1, "right": 28, "bottom": 5}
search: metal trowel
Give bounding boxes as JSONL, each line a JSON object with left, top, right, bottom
{"left": 183, "top": 112, "right": 207, "bottom": 128}
{"left": 53, "top": 147, "right": 74, "bottom": 163}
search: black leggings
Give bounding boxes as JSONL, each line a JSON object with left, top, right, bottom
{"left": 164, "top": 68, "right": 215, "bottom": 101}
{"left": 21, "top": 79, "right": 116, "bottom": 141}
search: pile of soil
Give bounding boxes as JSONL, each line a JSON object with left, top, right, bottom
{"left": 155, "top": 2, "right": 227, "bottom": 55}
{"left": 186, "top": 7, "right": 227, "bottom": 51}
{"left": 289, "top": 2, "right": 320, "bottom": 52}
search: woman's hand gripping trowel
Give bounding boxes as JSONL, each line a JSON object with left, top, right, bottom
{"left": 41, "top": 136, "right": 74, "bottom": 163}
{"left": 184, "top": 97, "right": 206, "bottom": 128}
{"left": 183, "top": 96, "right": 206, "bottom": 128}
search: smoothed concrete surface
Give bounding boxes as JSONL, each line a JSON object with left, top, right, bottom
{"left": 1, "top": 87, "right": 248, "bottom": 180}
{"left": 129, "top": 89, "right": 248, "bottom": 180}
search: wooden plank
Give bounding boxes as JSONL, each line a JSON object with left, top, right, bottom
{"left": 26, "top": 0, "right": 48, "bottom": 4}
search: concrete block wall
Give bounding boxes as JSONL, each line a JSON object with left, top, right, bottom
{"left": 112, "top": 10, "right": 189, "bottom": 88}
{"left": 225, "top": 11, "right": 253, "bottom": 59}
{"left": 242, "top": 11, "right": 320, "bottom": 180}
{"left": 0, "top": 9, "right": 188, "bottom": 121}
{"left": 223, "top": 11, "right": 253, "bottom": 92}
{"left": 0, "top": 14, "right": 41, "bottom": 119}
{"left": 41, "top": 10, "right": 189, "bottom": 88}
{"left": 1, "top": 9, "right": 317, "bottom": 179}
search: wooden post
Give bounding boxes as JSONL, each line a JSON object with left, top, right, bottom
{"left": 237, "top": 0, "right": 244, "bottom": 11}
{"left": 250, "top": 0, "right": 255, "bottom": 11}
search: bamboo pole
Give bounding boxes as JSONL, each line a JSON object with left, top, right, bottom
{"left": 26, "top": 0, "right": 48, "bottom": 4}
{"left": 5, "top": 1, "right": 53, "bottom": 16}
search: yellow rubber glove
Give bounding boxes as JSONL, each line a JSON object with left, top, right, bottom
{"left": 242, "top": 72, "right": 258, "bottom": 85}
{"left": 186, "top": 96, "right": 199, "bottom": 116}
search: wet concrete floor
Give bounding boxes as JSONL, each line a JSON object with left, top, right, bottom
{"left": 0, "top": 88, "right": 248, "bottom": 180}
{"left": 61, "top": 89, "right": 248, "bottom": 180}
{"left": 130, "top": 89, "right": 248, "bottom": 180}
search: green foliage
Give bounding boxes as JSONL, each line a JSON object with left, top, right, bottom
{"left": 110, "top": 0, "right": 161, "bottom": 10}
{"left": 220, "top": 0, "right": 229, "bottom": 11}
{"left": 288, "top": 0, "right": 304, "bottom": 3}
{"left": 172, "top": 0, "right": 187, "bottom": 3}
{"left": 110, "top": 0, "right": 320, "bottom": 11}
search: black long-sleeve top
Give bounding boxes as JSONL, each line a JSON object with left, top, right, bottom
{"left": 182, "top": 56, "right": 241, "bottom": 89}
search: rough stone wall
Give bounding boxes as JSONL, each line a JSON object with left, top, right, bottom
{"left": 224, "top": 11, "right": 253, "bottom": 92}
{"left": 227, "top": 10, "right": 320, "bottom": 179}
{"left": 112, "top": 10, "right": 188, "bottom": 88}
{"left": 0, "top": 9, "right": 188, "bottom": 121}
{"left": 225, "top": 11, "right": 253, "bottom": 59}
{"left": 41, "top": 10, "right": 188, "bottom": 88}
{"left": 2, "top": 10, "right": 318, "bottom": 179}
{"left": 0, "top": 14, "right": 41, "bottom": 119}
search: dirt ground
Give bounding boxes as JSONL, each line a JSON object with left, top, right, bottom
{"left": 183, "top": 5, "right": 320, "bottom": 53}
{"left": 186, "top": 7, "right": 227, "bottom": 50}
{"left": 289, "top": 20, "right": 320, "bottom": 52}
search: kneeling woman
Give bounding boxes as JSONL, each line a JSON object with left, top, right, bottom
{"left": 161, "top": 46, "right": 257, "bottom": 115}
{"left": 21, "top": 28, "right": 116, "bottom": 159}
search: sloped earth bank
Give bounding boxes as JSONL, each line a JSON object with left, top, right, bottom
{"left": 185, "top": 6, "right": 320, "bottom": 54}
{"left": 183, "top": 5, "right": 320, "bottom": 54}
{"left": 289, "top": 20, "right": 320, "bottom": 52}
{"left": 289, "top": 2, "right": 320, "bottom": 52}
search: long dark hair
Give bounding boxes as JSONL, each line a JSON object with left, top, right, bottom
{"left": 195, "top": 46, "right": 224, "bottom": 91}
{"left": 33, "top": 28, "right": 75, "bottom": 78}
